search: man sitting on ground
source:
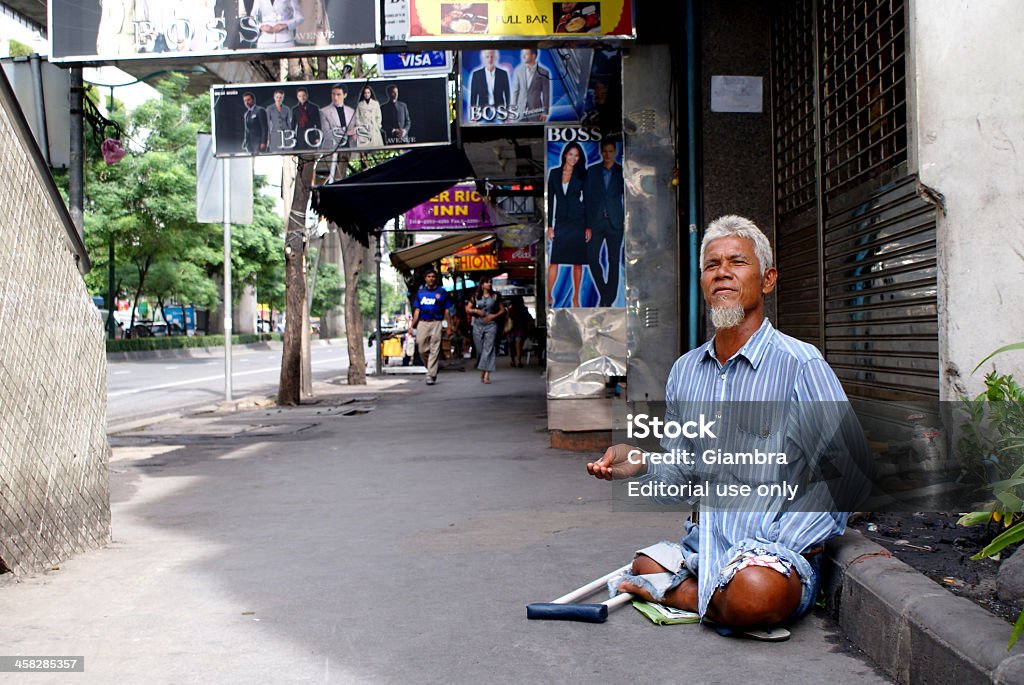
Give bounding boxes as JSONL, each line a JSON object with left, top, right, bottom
{"left": 587, "top": 215, "right": 870, "bottom": 634}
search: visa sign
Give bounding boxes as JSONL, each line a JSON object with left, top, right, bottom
{"left": 380, "top": 51, "right": 451, "bottom": 75}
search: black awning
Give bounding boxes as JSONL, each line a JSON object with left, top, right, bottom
{"left": 310, "top": 147, "right": 476, "bottom": 247}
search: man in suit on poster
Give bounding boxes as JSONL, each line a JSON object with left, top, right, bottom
{"left": 319, "top": 83, "right": 357, "bottom": 151}
{"left": 510, "top": 48, "right": 550, "bottom": 122}
{"left": 585, "top": 140, "right": 625, "bottom": 306}
{"left": 380, "top": 85, "right": 412, "bottom": 145}
{"left": 291, "top": 87, "right": 321, "bottom": 150}
{"left": 241, "top": 91, "right": 268, "bottom": 154}
{"left": 468, "top": 50, "right": 511, "bottom": 117}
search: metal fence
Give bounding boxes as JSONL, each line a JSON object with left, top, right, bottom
{"left": 0, "top": 79, "right": 110, "bottom": 576}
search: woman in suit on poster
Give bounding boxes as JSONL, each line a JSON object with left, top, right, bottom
{"left": 546, "top": 141, "right": 588, "bottom": 307}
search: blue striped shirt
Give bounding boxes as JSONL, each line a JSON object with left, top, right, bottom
{"left": 642, "top": 318, "right": 853, "bottom": 616}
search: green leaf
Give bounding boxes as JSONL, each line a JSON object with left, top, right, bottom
{"left": 1010, "top": 608, "right": 1024, "bottom": 650}
{"left": 975, "top": 342, "right": 1024, "bottom": 374}
{"left": 958, "top": 511, "right": 994, "bottom": 527}
{"left": 972, "top": 521, "right": 1024, "bottom": 560}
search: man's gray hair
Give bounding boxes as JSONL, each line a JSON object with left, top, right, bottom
{"left": 700, "top": 215, "right": 774, "bottom": 275}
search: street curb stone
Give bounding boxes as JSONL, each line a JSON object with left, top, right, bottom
{"left": 825, "top": 529, "right": 1024, "bottom": 684}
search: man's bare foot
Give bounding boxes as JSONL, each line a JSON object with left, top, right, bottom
{"left": 617, "top": 580, "right": 655, "bottom": 602}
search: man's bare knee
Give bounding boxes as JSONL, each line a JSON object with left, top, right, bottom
{"left": 711, "top": 566, "right": 802, "bottom": 628}
{"left": 631, "top": 553, "right": 669, "bottom": 576}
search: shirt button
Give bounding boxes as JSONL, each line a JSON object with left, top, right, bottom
{"left": 720, "top": 374, "right": 726, "bottom": 380}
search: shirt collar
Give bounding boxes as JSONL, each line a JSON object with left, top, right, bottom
{"left": 699, "top": 317, "right": 775, "bottom": 370}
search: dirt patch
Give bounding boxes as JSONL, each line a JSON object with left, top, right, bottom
{"left": 850, "top": 512, "right": 1023, "bottom": 624}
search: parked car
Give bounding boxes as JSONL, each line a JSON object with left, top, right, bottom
{"left": 126, "top": 321, "right": 184, "bottom": 338}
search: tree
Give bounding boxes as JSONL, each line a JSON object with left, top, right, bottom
{"left": 77, "top": 75, "right": 283, "bottom": 334}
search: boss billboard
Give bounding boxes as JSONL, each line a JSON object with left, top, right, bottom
{"left": 210, "top": 75, "right": 451, "bottom": 157}
{"left": 49, "top": 0, "right": 377, "bottom": 64}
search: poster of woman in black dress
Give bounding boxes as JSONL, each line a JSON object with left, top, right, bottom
{"left": 546, "top": 140, "right": 591, "bottom": 307}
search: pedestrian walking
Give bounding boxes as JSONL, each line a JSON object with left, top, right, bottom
{"left": 410, "top": 269, "right": 453, "bottom": 385}
{"left": 467, "top": 276, "right": 505, "bottom": 384}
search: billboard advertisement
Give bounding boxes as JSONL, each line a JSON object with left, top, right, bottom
{"left": 379, "top": 50, "right": 451, "bottom": 75}
{"left": 49, "top": 0, "right": 377, "bottom": 64}
{"left": 405, "top": 184, "right": 492, "bottom": 230}
{"left": 459, "top": 48, "right": 594, "bottom": 127}
{"left": 210, "top": 75, "right": 451, "bottom": 157}
{"left": 545, "top": 126, "right": 624, "bottom": 308}
{"left": 406, "top": 1, "right": 634, "bottom": 41}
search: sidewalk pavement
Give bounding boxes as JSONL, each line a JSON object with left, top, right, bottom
{"left": 1, "top": 360, "right": 895, "bottom": 684}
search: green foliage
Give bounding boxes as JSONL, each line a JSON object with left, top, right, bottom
{"left": 957, "top": 371, "right": 1024, "bottom": 512}
{"left": 958, "top": 344, "right": 1024, "bottom": 648}
{"left": 106, "top": 333, "right": 279, "bottom": 353}
{"left": 79, "top": 73, "right": 283, "bottom": 326}
{"left": 7, "top": 39, "right": 34, "bottom": 58}
{"left": 310, "top": 260, "right": 343, "bottom": 318}
{"left": 357, "top": 273, "right": 406, "bottom": 324}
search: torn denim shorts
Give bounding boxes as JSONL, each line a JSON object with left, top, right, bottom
{"left": 607, "top": 540, "right": 694, "bottom": 602}
{"left": 610, "top": 538, "right": 821, "bottom": 624}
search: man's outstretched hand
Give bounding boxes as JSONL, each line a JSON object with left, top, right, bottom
{"left": 586, "top": 444, "right": 647, "bottom": 481}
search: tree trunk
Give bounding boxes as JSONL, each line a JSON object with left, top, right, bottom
{"left": 341, "top": 231, "right": 368, "bottom": 385}
{"left": 277, "top": 157, "right": 314, "bottom": 405}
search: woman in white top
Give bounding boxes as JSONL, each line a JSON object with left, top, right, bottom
{"left": 251, "top": 0, "right": 304, "bottom": 48}
{"left": 353, "top": 86, "right": 385, "bottom": 148}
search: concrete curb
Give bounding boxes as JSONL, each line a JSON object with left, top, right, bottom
{"left": 824, "top": 529, "right": 1024, "bottom": 684}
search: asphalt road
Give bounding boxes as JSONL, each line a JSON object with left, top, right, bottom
{"left": 106, "top": 342, "right": 369, "bottom": 424}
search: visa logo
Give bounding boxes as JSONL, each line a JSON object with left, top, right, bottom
{"left": 384, "top": 51, "right": 447, "bottom": 71}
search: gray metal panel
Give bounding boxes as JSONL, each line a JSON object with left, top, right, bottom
{"left": 775, "top": 206, "right": 821, "bottom": 349}
{"left": 0, "top": 57, "right": 71, "bottom": 168}
{"left": 823, "top": 174, "right": 938, "bottom": 400}
{"left": 622, "top": 45, "right": 679, "bottom": 401}
{"left": 547, "top": 308, "right": 627, "bottom": 399}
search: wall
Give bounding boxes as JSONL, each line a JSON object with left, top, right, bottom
{"left": 0, "top": 73, "right": 110, "bottom": 575}
{"left": 909, "top": 0, "right": 1024, "bottom": 397}
{"left": 700, "top": 0, "right": 775, "bottom": 325}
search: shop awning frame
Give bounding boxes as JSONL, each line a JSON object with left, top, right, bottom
{"left": 389, "top": 232, "right": 494, "bottom": 274}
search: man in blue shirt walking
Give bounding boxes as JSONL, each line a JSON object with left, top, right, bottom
{"left": 587, "top": 215, "right": 870, "bottom": 635}
{"left": 410, "top": 269, "right": 453, "bottom": 385}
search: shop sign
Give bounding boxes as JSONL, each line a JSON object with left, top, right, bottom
{"left": 405, "top": 184, "right": 493, "bottom": 230}
{"left": 406, "top": 1, "right": 635, "bottom": 41}
{"left": 380, "top": 51, "right": 452, "bottom": 75}
{"left": 498, "top": 243, "right": 537, "bottom": 264}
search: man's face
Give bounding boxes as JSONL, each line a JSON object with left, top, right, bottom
{"left": 242, "top": 95, "right": 254, "bottom": 108}
{"left": 296, "top": 90, "right": 308, "bottom": 104}
{"left": 388, "top": 87, "right": 398, "bottom": 101}
{"left": 274, "top": 92, "right": 284, "bottom": 106}
{"left": 481, "top": 51, "right": 496, "bottom": 68}
{"left": 424, "top": 272, "right": 437, "bottom": 288}
{"left": 332, "top": 88, "right": 346, "bottom": 106}
{"left": 700, "top": 236, "right": 776, "bottom": 322}
{"left": 521, "top": 50, "right": 536, "bottom": 66}
{"left": 601, "top": 143, "right": 617, "bottom": 166}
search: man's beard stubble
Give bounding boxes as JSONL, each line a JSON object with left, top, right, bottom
{"left": 710, "top": 305, "right": 745, "bottom": 330}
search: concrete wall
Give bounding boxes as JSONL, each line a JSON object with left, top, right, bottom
{"left": 700, "top": 0, "right": 775, "bottom": 324}
{"left": 0, "top": 80, "right": 111, "bottom": 575}
{"left": 909, "top": 0, "right": 1024, "bottom": 397}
